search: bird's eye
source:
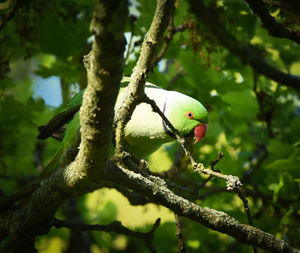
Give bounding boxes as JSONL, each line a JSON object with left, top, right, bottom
{"left": 185, "top": 111, "right": 194, "bottom": 119}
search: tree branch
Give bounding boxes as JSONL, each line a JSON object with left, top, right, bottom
{"left": 152, "top": 19, "right": 189, "bottom": 68}
{"left": 197, "top": 151, "right": 223, "bottom": 189}
{"left": 67, "top": 0, "right": 127, "bottom": 186}
{"left": 104, "top": 162, "right": 300, "bottom": 253}
{"left": 234, "top": 190, "right": 258, "bottom": 253}
{"left": 188, "top": 0, "right": 300, "bottom": 90}
{"left": 124, "top": 15, "right": 137, "bottom": 63}
{"left": 0, "top": 182, "right": 39, "bottom": 211}
{"left": 2, "top": 1, "right": 299, "bottom": 252}
{"left": 174, "top": 214, "right": 186, "bottom": 253}
{"left": 113, "top": 0, "right": 175, "bottom": 158}
{"left": 143, "top": 95, "right": 242, "bottom": 191}
{"left": 0, "top": 1, "right": 128, "bottom": 251}
{"left": 0, "top": 0, "right": 21, "bottom": 31}
{"left": 53, "top": 217, "right": 161, "bottom": 253}
{"left": 245, "top": 0, "right": 300, "bottom": 44}
{"left": 113, "top": 185, "right": 150, "bottom": 206}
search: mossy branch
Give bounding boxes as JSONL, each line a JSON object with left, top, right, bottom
{"left": 69, "top": 0, "right": 127, "bottom": 186}
{"left": 0, "top": 1, "right": 128, "bottom": 251}
{"left": 104, "top": 162, "right": 300, "bottom": 253}
{"left": 113, "top": 0, "right": 175, "bottom": 158}
{"left": 1, "top": 1, "right": 299, "bottom": 253}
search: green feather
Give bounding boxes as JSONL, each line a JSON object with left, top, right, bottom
{"left": 38, "top": 78, "right": 208, "bottom": 176}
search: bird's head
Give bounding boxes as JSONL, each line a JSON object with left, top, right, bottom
{"left": 164, "top": 91, "right": 208, "bottom": 144}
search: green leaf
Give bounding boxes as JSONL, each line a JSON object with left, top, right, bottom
{"left": 268, "top": 176, "right": 284, "bottom": 203}
{"left": 221, "top": 89, "right": 259, "bottom": 119}
{"left": 267, "top": 159, "right": 298, "bottom": 172}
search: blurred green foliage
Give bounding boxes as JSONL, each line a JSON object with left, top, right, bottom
{"left": 0, "top": 0, "right": 299, "bottom": 252}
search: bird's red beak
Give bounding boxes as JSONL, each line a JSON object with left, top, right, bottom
{"left": 194, "top": 124, "right": 207, "bottom": 144}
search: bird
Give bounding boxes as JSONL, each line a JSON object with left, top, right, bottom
{"left": 37, "top": 77, "right": 208, "bottom": 174}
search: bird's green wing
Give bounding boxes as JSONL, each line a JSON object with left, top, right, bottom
{"left": 37, "top": 89, "right": 85, "bottom": 140}
{"left": 38, "top": 76, "right": 131, "bottom": 140}
{"left": 38, "top": 112, "right": 81, "bottom": 178}
{"left": 37, "top": 77, "right": 130, "bottom": 177}
{"left": 38, "top": 76, "right": 208, "bottom": 176}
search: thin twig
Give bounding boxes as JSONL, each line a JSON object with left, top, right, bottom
{"left": 198, "top": 151, "right": 223, "bottom": 189}
{"left": 105, "top": 162, "right": 300, "bottom": 253}
{"left": 234, "top": 189, "right": 259, "bottom": 253}
{"left": 143, "top": 95, "right": 242, "bottom": 191}
{"left": 53, "top": 218, "right": 160, "bottom": 253}
{"left": 152, "top": 13, "right": 189, "bottom": 68}
{"left": 142, "top": 95, "right": 194, "bottom": 159}
{"left": 253, "top": 73, "right": 276, "bottom": 138}
{"left": 174, "top": 214, "right": 186, "bottom": 253}
{"left": 236, "top": 191, "right": 253, "bottom": 226}
{"left": 125, "top": 32, "right": 134, "bottom": 63}
{"left": 113, "top": 0, "right": 175, "bottom": 160}
{"left": 125, "top": 15, "right": 137, "bottom": 63}
{"left": 152, "top": 7, "right": 175, "bottom": 67}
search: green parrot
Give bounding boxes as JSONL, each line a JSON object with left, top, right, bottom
{"left": 38, "top": 77, "right": 208, "bottom": 173}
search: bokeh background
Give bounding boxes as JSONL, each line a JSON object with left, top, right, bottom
{"left": 1, "top": 0, "right": 299, "bottom": 252}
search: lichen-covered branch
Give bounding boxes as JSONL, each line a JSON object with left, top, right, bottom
{"left": 152, "top": 6, "right": 176, "bottom": 67}
{"left": 104, "top": 162, "right": 300, "bottom": 253}
{"left": 143, "top": 95, "right": 242, "bottom": 191}
{"left": 68, "top": 0, "right": 127, "bottom": 186}
{"left": 142, "top": 96, "right": 256, "bottom": 251}
{"left": 188, "top": 0, "right": 300, "bottom": 90}
{"left": 0, "top": 1, "right": 128, "bottom": 252}
{"left": 1, "top": 1, "right": 299, "bottom": 253}
{"left": 113, "top": 0, "right": 175, "bottom": 158}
